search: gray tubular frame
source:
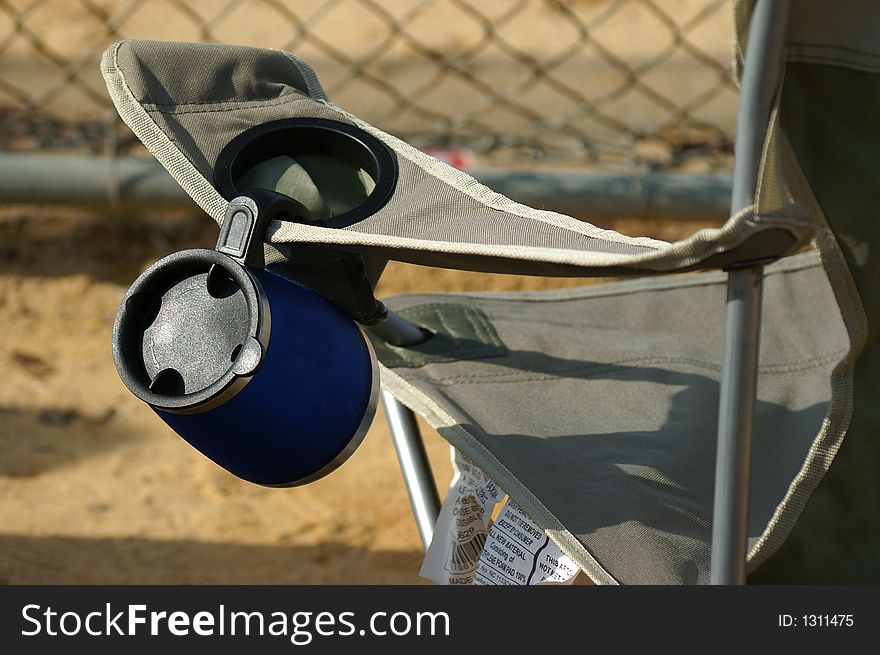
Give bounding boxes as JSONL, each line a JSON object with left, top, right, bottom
{"left": 380, "top": 388, "right": 441, "bottom": 549}
{"left": 371, "top": 310, "right": 441, "bottom": 550}
{"left": 710, "top": 0, "right": 790, "bottom": 585}
{"left": 372, "top": 0, "right": 791, "bottom": 586}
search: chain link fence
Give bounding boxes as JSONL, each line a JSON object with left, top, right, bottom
{"left": 0, "top": 0, "right": 737, "bottom": 171}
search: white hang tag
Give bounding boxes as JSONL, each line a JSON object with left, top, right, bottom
{"left": 419, "top": 447, "right": 504, "bottom": 585}
{"left": 474, "top": 500, "right": 580, "bottom": 585}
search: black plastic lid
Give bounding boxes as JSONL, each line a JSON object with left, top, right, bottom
{"left": 112, "top": 249, "right": 269, "bottom": 414}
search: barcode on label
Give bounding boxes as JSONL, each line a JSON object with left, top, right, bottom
{"left": 448, "top": 532, "right": 487, "bottom": 572}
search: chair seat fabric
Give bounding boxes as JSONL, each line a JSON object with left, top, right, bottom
{"left": 374, "top": 252, "right": 848, "bottom": 583}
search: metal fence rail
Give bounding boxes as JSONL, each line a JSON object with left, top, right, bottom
{"left": 0, "top": 0, "right": 737, "bottom": 171}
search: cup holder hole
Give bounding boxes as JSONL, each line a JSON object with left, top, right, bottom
{"left": 235, "top": 154, "right": 375, "bottom": 221}
{"left": 215, "top": 118, "right": 398, "bottom": 229}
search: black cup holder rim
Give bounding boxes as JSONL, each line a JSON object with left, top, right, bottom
{"left": 213, "top": 117, "right": 398, "bottom": 230}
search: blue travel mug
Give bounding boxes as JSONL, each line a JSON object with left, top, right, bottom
{"left": 112, "top": 192, "right": 378, "bottom": 486}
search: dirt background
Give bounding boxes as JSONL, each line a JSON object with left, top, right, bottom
{"left": 0, "top": 0, "right": 730, "bottom": 584}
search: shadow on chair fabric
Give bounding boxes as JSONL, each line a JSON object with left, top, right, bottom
{"left": 101, "top": 0, "right": 879, "bottom": 583}
{"left": 377, "top": 254, "right": 847, "bottom": 584}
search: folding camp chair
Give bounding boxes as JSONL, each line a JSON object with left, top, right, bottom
{"left": 380, "top": 0, "right": 790, "bottom": 586}
{"left": 102, "top": 0, "right": 880, "bottom": 584}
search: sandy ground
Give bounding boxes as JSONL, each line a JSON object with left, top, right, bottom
{"left": 0, "top": 204, "right": 711, "bottom": 584}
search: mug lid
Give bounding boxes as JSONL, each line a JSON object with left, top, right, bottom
{"left": 112, "top": 248, "right": 270, "bottom": 414}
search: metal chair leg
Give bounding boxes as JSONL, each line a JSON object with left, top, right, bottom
{"left": 367, "top": 309, "right": 440, "bottom": 550}
{"left": 709, "top": 0, "right": 789, "bottom": 585}
{"left": 381, "top": 390, "right": 441, "bottom": 550}
{"left": 711, "top": 265, "right": 765, "bottom": 584}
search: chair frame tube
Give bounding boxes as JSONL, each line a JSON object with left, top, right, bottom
{"left": 711, "top": 0, "right": 790, "bottom": 585}
{"left": 369, "top": 310, "right": 441, "bottom": 549}
{"left": 380, "top": 389, "right": 441, "bottom": 549}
